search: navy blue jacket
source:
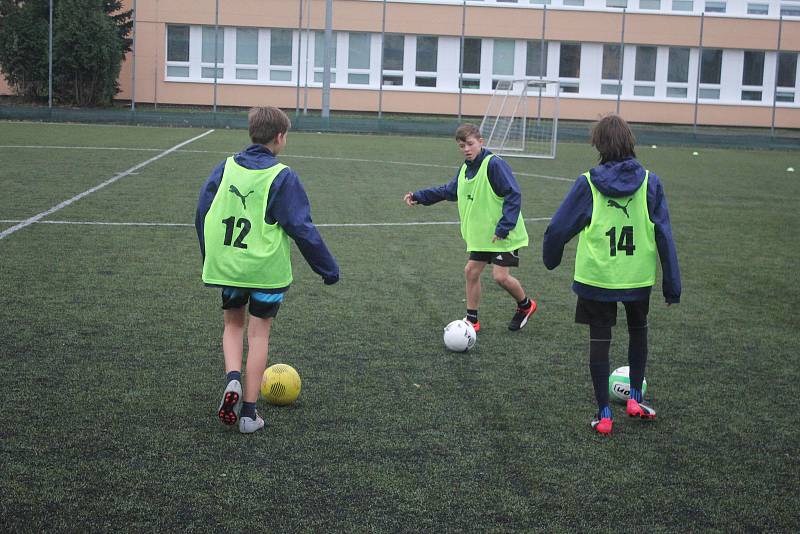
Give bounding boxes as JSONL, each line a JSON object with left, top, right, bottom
{"left": 411, "top": 148, "right": 523, "bottom": 239}
{"left": 542, "top": 158, "right": 681, "bottom": 303}
{"left": 195, "top": 144, "right": 340, "bottom": 288}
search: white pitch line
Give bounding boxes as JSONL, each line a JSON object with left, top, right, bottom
{"left": 0, "top": 130, "right": 215, "bottom": 241}
{"left": 0, "top": 144, "right": 574, "bottom": 182}
{"left": 0, "top": 217, "right": 551, "bottom": 228}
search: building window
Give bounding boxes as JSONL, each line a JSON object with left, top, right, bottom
{"left": 704, "top": 1, "right": 726, "bottom": 11}
{"left": 269, "top": 29, "right": 293, "bottom": 81}
{"left": 777, "top": 52, "right": 798, "bottom": 101}
{"left": 559, "top": 42, "right": 581, "bottom": 93}
{"left": 778, "top": 53, "right": 798, "bottom": 86}
{"left": 640, "top": 0, "right": 661, "bottom": 8}
{"left": 492, "top": 39, "right": 515, "bottom": 88}
{"left": 348, "top": 32, "right": 371, "bottom": 85}
{"left": 382, "top": 34, "right": 404, "bottom": 86}
{"left": 700, "top": 49, "right": 722, "bottom": 83}
{"left": 602, "top": 44, "right": 621, "bottom": 80}
{"left": 607, "top": 0, "right": 627, "bottom": 7}
{"left": 562, "top": 0, "right": 585, "bottom": 5}
{"left": 634, "top": 46, "right": 656, "bottom": 97}
{"left": 166, "top": 25, "right": 190, "bottom": 77}
{"left": 672, "top": 0, "right": 694, "bottom": 10}
{"left": 780, "top": 2, "right": 800, "bottom": 16}
{"left": 167, "top": 25, "right": 189, "bottom": 62}
{"left": 699, "top": 48, "right": 721, "bottom": 99}
{"left": 314, "top": 32, "right": 337, "bottom": 84}
{"left": 201, "top": 26, "right": 224, "bottom": 79}
{"left": 526, "top": 41, "right": 548, "bottom": 78}
{"left": 461, "top": 38, "right": 481, "bottom": 89}
{"left": 313, "top": 31, "right": 337, "bottom": 84}
{"left": 415, "top": 36, "right": 438, "bottom": 87}
{"left": 747, "top": 3, "right": 769, "bottom": 13}
{"left": 667, "top": 47, "right": 689, "bottom": 99}
{"left": 741, "top": 50, "right": 764, "bottom": 101}
{"left": 601, "top": 44, "right": 621, "bottom": 96}
{"left": 235, "top": 28, "right": 258, "bottom": 80}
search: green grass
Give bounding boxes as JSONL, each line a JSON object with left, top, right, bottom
{"left": 1, "top": 121, "right": 799, "bottom": 532}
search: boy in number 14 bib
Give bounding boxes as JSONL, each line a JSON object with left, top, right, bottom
{"left": 543, "top": 114, "right": 681, "bottom": 435}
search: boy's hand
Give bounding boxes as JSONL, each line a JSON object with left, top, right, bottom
{"left": 491, "top": 234, "right": 505, "bottom": 242}
{"left": 403, "top": 192, "right": 418, "bottom": 206}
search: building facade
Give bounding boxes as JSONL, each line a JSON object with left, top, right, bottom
{"left": 101, "top": 0, "right": 800, "bottom": 127}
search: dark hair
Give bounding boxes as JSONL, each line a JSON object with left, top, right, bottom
{"left": 455, "top": 123, "right": 482, "bottom": 142}
{"left": 590, "top": 114, "right": 636, "bottom": 164}
{"left": 249, "top": 106, "right": 291, "bottom": 145}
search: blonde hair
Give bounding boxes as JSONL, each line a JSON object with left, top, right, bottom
{"left": 248, "top": 106, "right": 291, "bottom": 145}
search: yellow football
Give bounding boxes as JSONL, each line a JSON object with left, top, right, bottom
{"left": 261, "top": 364, "right": 302, "bottom": 406}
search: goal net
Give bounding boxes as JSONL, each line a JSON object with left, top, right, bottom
{"left": 480, "top": 79, "right": 560, "bottom": 159}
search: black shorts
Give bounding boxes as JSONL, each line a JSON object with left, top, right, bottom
{"left": 468, "top": 249, "right": 520, "bottom": 267}
{"left": 575, "top": 297, "right": 649, "bottom": 328}
{"left": 221, "top": 287, "right": 283, "bottom": 318}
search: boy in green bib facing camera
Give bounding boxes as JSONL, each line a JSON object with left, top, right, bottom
{"left": 543, "top": 114, "right": 681, "bottom": 435}
{"left": 404, "top": 123, "right": 537, "bottom": 332}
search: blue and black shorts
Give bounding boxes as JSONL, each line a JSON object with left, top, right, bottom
{"left": 221, "top": 287, "right": 284, "bottom": 318}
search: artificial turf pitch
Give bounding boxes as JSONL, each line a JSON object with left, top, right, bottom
{"left": 1, "top": 121, "right": 798, "bottom": 531}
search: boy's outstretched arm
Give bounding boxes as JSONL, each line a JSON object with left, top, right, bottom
{"left": 407, "top": 175, "right": 459, "bottom": 205}
{"left": 542, "top": 177, "right": 593, "bottom": 270}
{"left": 648, "top": 174, "right": 681, "bottom": 303}
{"left": 267, "top": 169, "right": 339, "bottom": 285}
{"left": 195, "top": 160, "right": 226, "bottom": 260}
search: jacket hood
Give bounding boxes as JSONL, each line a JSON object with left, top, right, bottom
{"left": 588, "top": 158, "right": 646, "bottom": 197}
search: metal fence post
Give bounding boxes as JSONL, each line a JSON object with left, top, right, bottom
{"left": 131, "top": 0, "right": 137, "bottom": 113}
{"left": 295, "top": 0, "right": 304, "bottom": 117}
{"left": 693, "top": 13, "right": 705, "bottom": 136}
{"left": 322, "top": 0, "right": 333, "bottom": 119}
{"left": 771, "top": 15, "right": 784, "bottom": 137}
{"left": 458, "top": 0, "right": 466, "bottom": 120}
{"left": 616, "top": 8, "right": 626, "bottom": 115}
{"left": 213, "top": 0, "right": 219, "bottom": 115}
{"left": 378, "top": 0, "right": 387, "bottom": 120}
{"left": 48, "top": 0, "right": 53, "bottom": 110}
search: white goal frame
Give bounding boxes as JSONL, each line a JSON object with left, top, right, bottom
{"left": 479, "top": 78, "right": 561, "bottom": 159}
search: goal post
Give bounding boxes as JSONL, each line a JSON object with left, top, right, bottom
{"left": 480, "top": 78, "right": 560, "bottom": 159}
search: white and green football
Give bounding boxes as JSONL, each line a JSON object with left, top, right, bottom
{"left": 608, "top": 366, "right": 647, "bottom": 403}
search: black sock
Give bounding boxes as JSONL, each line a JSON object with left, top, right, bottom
{"left": 226, "top": 370, "right": 241, "bottom": 384}
{"left": 466, "top": 309, "right": 478, "bottom": 323}
{"left": 589, "top": 325, "right": 612, "bottom": 410}
{"left": 241, "top": 402, "right": 257, "bottom": 419}
{"left": 517, "top": 297, "right": 531, "bottom": 309}
{"left": 628, "top": 324, "right": 648, "bottom": 392}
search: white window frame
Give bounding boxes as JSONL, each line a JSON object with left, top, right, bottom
{"left": 267, "top": 28, "right": 296, "bottom": 83}
{"left": 165, "top": 24, "right": 191, "bottom": 79}
{"left": 311, "top": 31, "right": 339, "bottom": 85}
{"left": 200, "top": 25, "right": 225, "bottom": 81}
{"left": 346, "top": 32, "right": 373, "bottom": 86}
{"left": 414, "top": 35, "right": 439, "bottom": 89}
{"left": 460, "top": 37, "right": 483, "bottom": 90}
{"left": 234, "top": 27, "right": 259, "bottom": 81}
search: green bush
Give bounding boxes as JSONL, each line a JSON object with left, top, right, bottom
{"left": 0, "top": 0, "right": 131, "bottom": 105}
